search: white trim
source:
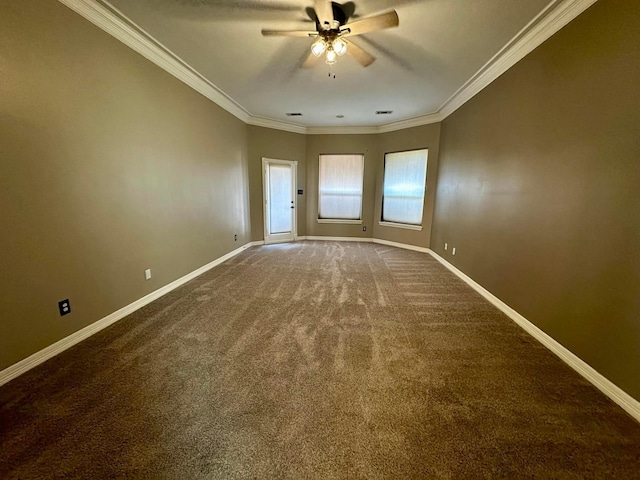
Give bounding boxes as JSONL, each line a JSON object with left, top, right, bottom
{"left": 438, "top": 0, "right": 597, "bottom": 118}
{"left": 57, "top": 0, "right": 596, "bottom": 134}
{"left": 317, "top": 219, "right": 363, "bottom": 224}
{"left": 300, "top": 236, "right": 640, "bottom": 422}
{"left": 4, "top": 234, "right": 637, "bottom": 423}
{"left": 0, "top": 243, "right": 254, "bottom": 387}
{"left": 372, "top": 238, "right": 430, "bottom": 253}
{"left": 262, "top": 112, "right": 444, "bottom": 135}
{"left": 306, "top": 126, "right": 380, "bottom": 135}
{"left": 304, "top": 236, "right": 373, "bottom": 242}
{"left": 250, "top": 238, "right": 306, "bottom": 245}
{"left": 378, "top": 221, "right": 423, "bottom": 231}
{"left": 377, "top": 113, "right": 444, "bottom": 133}
{"left": 248, "top": 116, "right": 306, "bottom": 134}
{"left": 426, "top": 248, "right": 640, "bottom": 424}
{"left": 58, "top": 0, "right": 250, "bottom": 123}
{"left": 262, "top": 158, "right": 298, "bottom": 245}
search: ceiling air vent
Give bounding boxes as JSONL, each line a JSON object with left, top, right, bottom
{"left": 286, "top": 112, "right": 303, "bottom": 116}
{"left": 376, "top": 110, "right": 393, "bottom": 115}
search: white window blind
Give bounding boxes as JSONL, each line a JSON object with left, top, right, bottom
{"left": 318, "top": 154, "right": 364, "bottom": 220}
{"left": 382, "top": 149, "right": 428, "bottom": 225}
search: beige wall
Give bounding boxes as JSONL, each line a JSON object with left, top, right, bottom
{"left": 247, "top": 126, "right": 307, "bottom": 241}
{"left": 0, "top": 1, "right": 251, "bottom": 369}
{"left": 305, "top": 134, "right": 379, "bottom": 238}
{"left": 373, "top": 124, "right": 442, "bottom": 248}
{"left": 6, "top": 0, "right": 634, "bottom": 406}
{"left": 248, "top": 128, "right": 444, "bottom": 244}
{"left": 431, "top": 0, "right": 640, "bottom": 399}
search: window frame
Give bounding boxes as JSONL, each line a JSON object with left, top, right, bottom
{"left": 379, "top": 148, "right": 428, "bottom": 231}
{"left": 317, "top": 153, "right": 365, "bottom": 224}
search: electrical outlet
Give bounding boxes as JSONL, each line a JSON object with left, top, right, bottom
{"left": 234, "top": 234, "right": 238, "bottom": 242}
{"left": 145, "top": 269, "right": 151, "bottom": 280}
{"left": 362, "top": 226, "right": 367, "bottom": 232}
{"left": 445, "top": 242, "right": 448, "bottom": 251}
{"left": 58, "top": 299, "right": 71, "bottom": 316}
{"left": 452, "top": 247, "right": 456, "bottom": 255}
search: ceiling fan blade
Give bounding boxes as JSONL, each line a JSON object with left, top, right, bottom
{"left": 261, "top": 29, "right": 316, "bottom": 37}
{"left": 314, "top": 0, "right": 334, "bottom": 30}
{"left": 302, "top": 51, "right": 321, "bottom": 69}
{"left": 345, "top": 39, "right": 376, "bottom": 67}
{"left": 342, "top": 10, "right": 399, "bottom": 36}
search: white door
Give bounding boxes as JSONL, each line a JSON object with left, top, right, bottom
{"left": 263, "top": 158, "right": 297, "bottom": 244}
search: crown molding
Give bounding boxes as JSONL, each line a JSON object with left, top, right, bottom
{"left": 247, "top": 116, "right": 306, "bottom": 134}
{"left": 304, "top": 112, "right": 444, "bottom": 135}
{"left": 254, "top": 0, "right": 598, "bottom": 131}
{"left": 306, "top": 125, "right": 380, "bottom": 135}
{"left": 58, "top": 0, "right": 597, "bottom": 134}
{"left": 377, "top": 112, "right": 444, "bottom": 133}
{"left": 58, "top": 0, "right": 250, "bottom": 122}
{"left": 439, "top": 0, "right": 598, "bottom": 118}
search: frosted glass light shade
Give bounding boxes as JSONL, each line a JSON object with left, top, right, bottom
{"left": 333, "top": 38, "right": 347, "bottom": 56}
{"left": 325, "top": 47, "right": 337, "bottom": 64}
{"left": 311, "top": 38, "right": 327, "bottom": 57}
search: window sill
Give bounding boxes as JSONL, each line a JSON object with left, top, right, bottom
{"left": 378, "top": 221, "right": 423, "bottom": 231}
{"left": 317, "top": 219, "right": 363, "bottom": 225}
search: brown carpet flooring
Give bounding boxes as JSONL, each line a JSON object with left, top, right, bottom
{"left": 1, "top": 241, "right": 639, "bottom": 478}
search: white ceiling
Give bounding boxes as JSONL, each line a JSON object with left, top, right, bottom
{"left": 98, "top": 0, "right": 567, "bottom": 128}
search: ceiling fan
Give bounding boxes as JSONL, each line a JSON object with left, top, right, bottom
{"left": 261, "top": 0, "right": 399, "bottom": 68}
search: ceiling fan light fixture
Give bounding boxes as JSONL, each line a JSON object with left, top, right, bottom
{"left": 332, "top": 37, "right": 347, "bottom": 56}
{"left": 261, "top": 3, "right": 397, "bottom": 69}
{"left": 311, "top": 38, "right": 327, "bottom": 57}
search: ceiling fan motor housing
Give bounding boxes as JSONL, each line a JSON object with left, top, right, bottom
{"left": 317, "top": 2, "right": 348, "bottom": 30}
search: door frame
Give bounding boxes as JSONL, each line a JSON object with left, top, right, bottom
{"left": 262, "top": 157, "right": 298, "bottom": 244}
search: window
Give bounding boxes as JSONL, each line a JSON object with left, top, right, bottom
{"left": 381, "top": 149, "right": 428, "bottom": 228}
{"left": 318, "top": 154, "right": 364, "bottom": 222}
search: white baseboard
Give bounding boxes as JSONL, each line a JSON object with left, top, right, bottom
{"left": 251, "top": 238, "right": 306, "bottom": 244}
{"left": 372, "top": 238, "right": 430, "bottom": 253}
{"left": 297, "top": 236, "right": 640, "bottom": 422}
{"left": 4, "top": 237, "right": 638, "bottom": 424}
{"left": 304, "top": 236, "right": 373, "bottom": 242}
{"left": 425, "top": 249, "right": 640, "bottom": 423}
{"left": 0, "top": 243, "right": 254, "bottom": 387}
